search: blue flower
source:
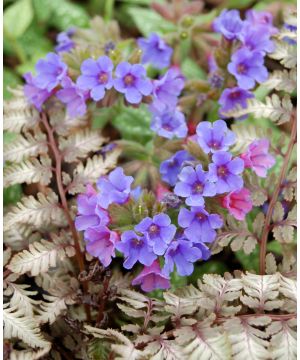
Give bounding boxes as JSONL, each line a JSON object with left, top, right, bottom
{"left": 23, "top": 73, "right": 52, "bottom": 111}
{"left": 114, "top": 62, "right": 153, "bottom": 104}
{"left": 196, "top": 120, "right": 236, "bottom": 154}
{"left": 178, "top": 206, "right": 223, "bottom": 243}
{"left": 228, "top": 48, "right": 268, "bottom": 90}
{"left": 135, "top": 214, "right": 176, "bottom": 255}
{"left": 77, "top": 56, "right": 114, "bottom": 101}
{"left": 218, "top": 87, "right": 254, "bottom": 119}
{"left": 137, "top": 33, "right": 173, "bottom": 69}
{"left": 212, "top": 9, "right": 244, "bottom": 40}
{"left": 116, "top": 230, "right": 157, "bottom": 269}
{"left": 34, "top": 52, "right": 68, "bottom": 91}
{"left": 174, "top": 165, "right": 216, "bottom": 206}
{"left": 160, "top": 150, "right": 194, "bottom": 186}
{"left": 163, "top": 238, "right": 202, "bottom": 276}
{"left": 150, "top": 107, "right": 188, "bottom": 139}
{"left": 238, "top": 27, "right": 275, "bottom": 54}
{"left": 97, "top": 167, "right": 134, "bottom": 209}
{"left": 209, "top": 151, "right": 244, "bottom": 194}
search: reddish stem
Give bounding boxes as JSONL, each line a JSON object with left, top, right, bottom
{"left": 259, "top": 116, "right": 296, "bottom": 275}
{"left": 41, "top": 113, "right": 91, "bottom": 321}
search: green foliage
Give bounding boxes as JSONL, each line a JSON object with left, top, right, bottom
{"left": 4, "top": 0, "right": 34, "bottom": 39}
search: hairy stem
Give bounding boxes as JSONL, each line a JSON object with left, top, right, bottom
{"left": 96, "top": 272, "right": 111, "bottom": 325}
{"left": 41, "top": 113, "right": 91, "bottom": 321}
{"left": 259, "top": 115, "right": 297, "bottom": 275}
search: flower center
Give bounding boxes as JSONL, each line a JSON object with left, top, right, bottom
{"left": 209, "top": 141, "right": 220, "bottom": 150}
{"left": 230, "top": 91, "right": 241, "bottom": 99}
{"left": 124, "top": 74, "right": 135, "bottom": 86}
{"left": 217, "top": 165, "right": 228, "bottom": 177}
{"left": 99, "top": 72, "right": 108, "bottom": 84}
{"left": 237, "top": 64, "right": 247, "bottom": 74}
{"left": 196, "top": 212, "right": 206, "bottom": 221}
{"left": 193, "top": 182, "right": 204, "bottom": 194}
{"left": 149, "top": 224, "right": 159, "bottom": 235}
{"left": 133, "top": 238, "right": 142, "bottom": 247}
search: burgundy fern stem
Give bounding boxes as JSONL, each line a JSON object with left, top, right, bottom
{"left": 41, "top": 113, "right": 91, "bottom": 321}
{"left": 259, "top": 115, "right": 297, "bottom": 275}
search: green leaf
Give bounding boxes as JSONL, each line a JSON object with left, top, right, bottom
{"left": 4, "top": 0, "right": 34, "bottom": 39}
{"left": 111, "top": 105, "right": 154, "bottom": 143}
{"left": 235, "top": 245, "right": 259, "bottom": 273}
{"left": 3, "top": 68, "right": 22, "bottom": 100}
{"left": 181, "top": 58, "right": 206, "bottom": 80}
{"left": 126, "top": 6, "right": 176, "bottom": 36}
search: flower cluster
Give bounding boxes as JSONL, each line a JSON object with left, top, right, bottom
{"left": 213, "top": 9, "right": 277, "bottom": 119}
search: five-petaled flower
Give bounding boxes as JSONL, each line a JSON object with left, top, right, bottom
{"left": 218, "top": 87, "right": 254, "bottom": 119}
{"left": 113, "top": 62, "right": 152, "bottom": 104}
{"left": 174, "top": 165, "right": 216, "bottom": 206}
{"left": 212, "top": 9, "right": 244, "bottom": 40}
{"left": 178, "top": 206, "right": 223, "bottom": 243}
{"left": 196, "top": 120, "right": 236, "bottom": 154}
{"left": 209, "top": 151, "right": 244, "bottom": 193}
{"left": 135, "top": 214, "right": 176, "bottom": 255}
{"left": 77, "top": 56, "right": 114, "bottom": 101}
{"left": 221, "top": 188, "right": 253, "bottom": 220}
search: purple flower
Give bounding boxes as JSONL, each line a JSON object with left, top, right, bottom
{"left": 196, "top": 120, "right": 236, "bottom": 154}
{"left": 56, "top": 77, "right": 89, "bottom": 117}
{"left": 238, "top": 27, "right": 274, "bottom": 54}
{"left": 55, "top": 28, "right": 75, "bottom": 53}
{"left": 219, "top": 87, "right": 254, "bottom": 119}
{"left": 151, "top": 67, "right": 185, "bottom": 111}
{"left": 137, "top": 33, "right": 173, "bottom": 69}
{"left": 77, "top": 56, "right": 114, "bottom": 101}
{"left": 228, "top": 48, "right": 268, "bottom": 90}
{"left": 84, "top": 226, "right": 119, "bottom": 267}
{"left": 174, "top": 165, "right": 216, "bottom": 206}
{"left": 114, "top": 62, "right": 152, "bottom": 104}
{"left": 23, "top": 73, "right": 52, "bottom": 111}
{"left": 163, "top": 239, "right": 202, "bottom": 276}
{"left": 116, "top": 230, "right": 157, "bottom": 269}
{"left": 135, "top": 214, "right": 176, "bottom": 255}
{"left": 240, "top": 138, "right": 275, "bottom": 177}
{"left": 209, "top": 151, "right": 244, "bottom": 193}
{"left": 245, "top": 10, "right": 278, "bottom": 35}
{"left": 150, "top": 107, "right": 188, "bottom": 139}
{"left": 97, "top": 167, "right": 134, "bottom": 209}
{"left": 75, "top": 184, "right": 110, "bottom": 231}
{"left": 34, "top": 52, "right": 68, "bottom": 91}
{"left": 132, "top": 260, "right": 170, "bottom": 292}
{"left": 178, "top": 207, "right": 223, "bottom": 243}
{"left": 160, "top": 150, "right": 194, "bottom": 186}
{"left": 212, "top": 9, "right": 244, "bottom": 40}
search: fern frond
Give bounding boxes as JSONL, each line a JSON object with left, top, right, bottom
{"left": 269, "top": 40, "right": 297, "bottom": 69}
{"left": 241, "top": 273, "right": 283, "bottom": 311}
{"left": 4, "top": 156, "right": 52, "bottom": 187}
{"left": 4, "top": 192, "right": 67, "bottom": 231}
{"left": 267, "top": 319, "right": 297, "bottom": 360}
{"left": 59, "top": 129, "right": 105, "bottom": 163}
{"left": 38, "top": 295, "right": 68, "bottom": 324}
{"left": 8, "top": 239, "right": 74, "bottom": 276}
{"left": 3, "top": 304, "right": 50, "bottom": 348}
{"left": 263, "top": 69, "right": 296, "bottom": 93}
{"left": 4, "top": 87, "right": 40, "bottom": 132}
{"left": 84, "top": 326, "right": 143, "bottom": 360}
{"left": 5, "top": 283, "right": 40, "bottom": 316}
{"left": 68, "top": 149, "right": 121, "bottom": 194}
{"left": 175, "top": 317, "right": 231, "bottom": 360}
{"left": 223, "top": 94, "right": 293, "bottom": 125}
{"left": 224, "top": 316, "right": 270, "bottom": 360}
{"left": 198, "top": 274, "right": 243, "bottom": 316}
{"left": 4, "top": 132, "right": 48, "bottom": 163}
{"left": 282, "top": 167, "right": 296, "bottom": 201}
